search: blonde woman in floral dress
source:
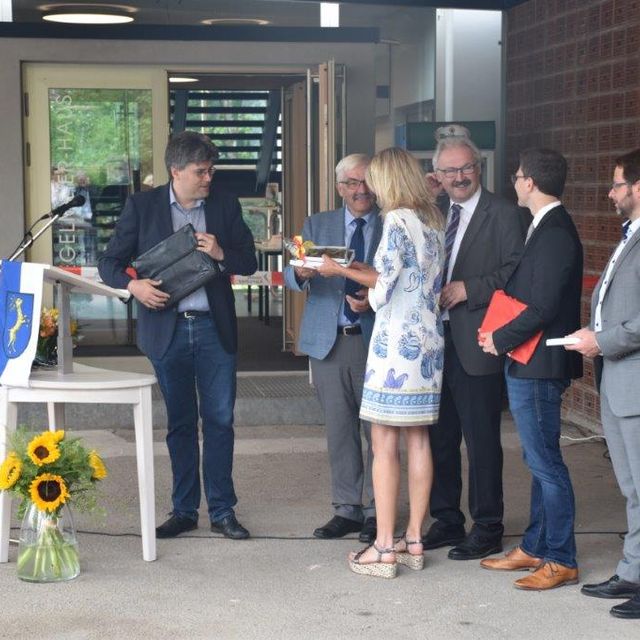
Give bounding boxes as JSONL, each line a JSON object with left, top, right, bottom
{"left": 317, "top": 147, "right": 445, "bottom": 578}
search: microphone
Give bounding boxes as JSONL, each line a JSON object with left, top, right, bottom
{"left": 44, "top": 194, "right": 86, "bottom": 219}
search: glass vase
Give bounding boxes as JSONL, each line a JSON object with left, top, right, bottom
{"left": 16, "top": 501, "right": 80, "bottom": 582}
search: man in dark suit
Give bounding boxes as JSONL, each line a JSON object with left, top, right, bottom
{"left": 479, "top": 147, "right": 583, "bottom": 590}
{"left": 567, "top": 149, "right": 640, "bottom": 618}
{"left": 99, "top": 131, "right": 257, "bottom": 540}
{"left": 423, "top": 134, "right": 525, "bottom": 560}
{"left": 284, "top": 154, "right": 382, "bottom": 543}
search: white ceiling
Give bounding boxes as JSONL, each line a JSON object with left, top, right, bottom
{"left": 11, "top": 1, "right": 420, "bottom": 29}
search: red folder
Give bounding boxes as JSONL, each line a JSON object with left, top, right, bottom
{"left": 479, "top": 290, "right": 542, "bottom": 365}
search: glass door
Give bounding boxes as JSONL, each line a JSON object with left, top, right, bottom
{"left": 23, "top": 64, "right": 168, "bottom": 348}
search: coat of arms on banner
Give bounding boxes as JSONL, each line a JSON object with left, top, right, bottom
{"left": 3, "top": 291, "right": 34, "bottom": 358}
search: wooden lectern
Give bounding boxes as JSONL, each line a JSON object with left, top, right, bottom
{"left": 0, "top": 266, "right": 157, "bottom": 562}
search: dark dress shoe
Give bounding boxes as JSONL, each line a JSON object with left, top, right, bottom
{"left": 611, "top": 591, "right": 640, "bottom": 619}
{"left": 156, "top": 514, "right": 198, "bottom": 539}
{"left": 448, "top": 533, "right": 502, "bottom": 560}
{"left": 313, "top": 515, "right": 362, "bottom": 539}
{"left": 582, "top": 574, "right": 640, "bottom": 599}
{"left": 422, "top": 522, "right": 465, "bottom": 550}
{"left": 359, "top": 517, "right": 377, "bottom": 544}
{"left": 210, "top": 514, "right": 250, "bottom": 540}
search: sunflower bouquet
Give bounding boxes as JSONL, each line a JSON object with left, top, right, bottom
{"left": 0, "top": 428, "right": 107, "bottom": 582}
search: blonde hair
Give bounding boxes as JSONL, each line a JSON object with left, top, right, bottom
{"left": 366, "top": 147, "right": 443, "bottom": 230}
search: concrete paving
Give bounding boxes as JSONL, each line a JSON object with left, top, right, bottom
{"left": 0, "top": 413, "right": 637, "bottom": 640}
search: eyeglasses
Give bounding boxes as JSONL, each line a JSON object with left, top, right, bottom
{"left": 510, "top": 174, "right": 530, "bottom": 184}
{"left": 436, "top": 162, "right": 477, "bottom": 179}
{"left": 192, "top": 166, "right": 216, "bottom": 178}
{"left": 338, "top": 179, "right": 367, "bottom": 190}
{"left": 610, "top": 181, "right": 630, "bottom": 191}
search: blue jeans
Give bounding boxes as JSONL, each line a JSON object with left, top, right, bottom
{"left": 151, "top": 315, "right": 237, "bottom": 523}
{"left": 505, "top": 367, "right": 577, "bottom": 568}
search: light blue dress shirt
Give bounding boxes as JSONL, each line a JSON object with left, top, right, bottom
{"left": 169, "top": 184, "right": 210, "bottom": 313}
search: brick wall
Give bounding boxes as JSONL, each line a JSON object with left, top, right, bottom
{"left": 505, "top": 0, "right": 640, "bottom": 431}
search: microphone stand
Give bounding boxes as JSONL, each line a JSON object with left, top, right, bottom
{"left": 6, "top": 212, "right": 63, "bottom": 261}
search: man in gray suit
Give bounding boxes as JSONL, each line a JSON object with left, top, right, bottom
{"left": 423, "top": 134, "right": 526, "bottom": 559}
{"left": 284, "top": 154, "right": 382, "bottom": 543}
{"left": 567, "top": 149, "right": 640, "bottom": 618}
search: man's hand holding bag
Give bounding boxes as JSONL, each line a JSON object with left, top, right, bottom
{"left": 132, "top": 223, "right": 224, "bottom": 308}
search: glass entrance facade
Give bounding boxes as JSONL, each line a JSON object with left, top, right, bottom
{"left": 48, "top": 88, "right": 153, "bottom": 347}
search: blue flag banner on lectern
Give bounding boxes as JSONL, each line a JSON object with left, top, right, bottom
{"left": 0, "top": 260, "right": 45, "bottom": 387}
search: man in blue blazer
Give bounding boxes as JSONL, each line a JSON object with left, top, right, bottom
{"left": 99, "top": 131, "right": 257, "bottom": 541}
{"left": 284, "top": 154, "right": 382, "bottom": 542}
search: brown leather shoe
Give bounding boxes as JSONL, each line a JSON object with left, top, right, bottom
{"left": 514, "top": 561, "right": 579, "bottom": 590}
{"left": 480, "top": 546, "right": 542, "bottom": 571}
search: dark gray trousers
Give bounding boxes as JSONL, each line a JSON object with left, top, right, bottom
{"left": 310, "top": 335, "right": 374, "bottom": 521}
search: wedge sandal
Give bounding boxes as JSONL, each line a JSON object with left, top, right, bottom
{"left": 395, "top": 535, "right": 425, "bottom": 571}
{"left": 348, "top": 541, "right": 397, "bottom": 579}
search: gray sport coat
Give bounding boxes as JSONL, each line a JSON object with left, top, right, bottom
{"left": 591, "top": 225, "right": 640, "bottom": 417}
{"left": 283, "top": 207, "right": 382, "bottom": 360}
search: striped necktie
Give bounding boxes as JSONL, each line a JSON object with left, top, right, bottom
{"left": 344, "top": 218, "right": 366, "bottom": 323}
{"left": 441, "top": 203, "right": 461, "bottom": 286}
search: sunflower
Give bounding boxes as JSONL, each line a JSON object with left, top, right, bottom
{"left": 27, "top": 433, "right": 61, "bottom": 466}
{"left": 50, "top": 430, "right": 65, "bottom": 443}
{"left": 29, "top": 473, "right": 69, "bottom": 512}
{"left": 0, "top": 452, "right": 22, "bottom": 490}
{"left": 88, "top": 450, "right": 107, "bottom": 480}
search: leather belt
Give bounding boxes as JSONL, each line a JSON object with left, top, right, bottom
{"left": 337, "top": 325, "right": 362, "bottom": 336}
{"left": 177, "top": 310, "right": 210, "bottom": 319}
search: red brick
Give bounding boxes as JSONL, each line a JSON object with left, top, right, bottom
{"left": 624, "top": 89, "right": 640, "bottom": 118}
{"left": 612, "top": 28, "right": 627, "bottom": 57}
{"left": 601, "top": 0, "right": 615, "bottom": 28}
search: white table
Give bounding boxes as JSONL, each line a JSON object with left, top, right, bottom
{"left": 0, "top": 363, "right": 157, "bottom": 562}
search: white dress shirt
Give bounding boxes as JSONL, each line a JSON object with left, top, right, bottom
{"left": 594, "top": 217, "right": 640, "bottom": 332}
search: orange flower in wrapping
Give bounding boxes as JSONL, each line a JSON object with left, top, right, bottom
{"left": 40, "top": 315, "right": 56, "bottom": 338}
{"left": 290, "top": 236, "right": 315, "bottom": 259}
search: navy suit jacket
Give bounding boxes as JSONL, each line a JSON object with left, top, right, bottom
{"left": 98, "top": 182, "right": 257, "bottom": 359}
{"left": 283, "top": 208, "right": 382, "bottom": 360}
{"left": 493, "top": 204, "right": 583, "bottom": 380}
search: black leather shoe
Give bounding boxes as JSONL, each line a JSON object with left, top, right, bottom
{"left": 582, "top": 575, "right": 640, "bottom": 599}
{"left": 210, "top": 514, "right": 250, "bottom": 540}
{"left": 156, "top": 514, "right": 198, "bottom": 539}
{"left": 359, "top": 517, "right": 377, "bottom": 544}
{"left": 448, "top": 533, "right": 502, "bottom": 560}
{"left": 313, "top": 515, "right": 362, "bottom": 539}
{"left": 611, "top": 592, "right": 640, "bottom": 619}
{"left": 422, "top": 522, "right": 465, "bottom": 550}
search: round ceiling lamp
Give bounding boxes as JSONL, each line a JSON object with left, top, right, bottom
{"left": 40, "top": 3, "right": 136, "bottom": 24}
{"left": 201, "top": 18, "right": 270, "bottom": 26}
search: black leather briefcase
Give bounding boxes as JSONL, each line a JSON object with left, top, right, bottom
{"left": 132, "top": 224, "right": 223, "bottom": 307}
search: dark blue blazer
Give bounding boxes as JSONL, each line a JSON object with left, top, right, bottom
{"left": 98, "top": 182, "right": 257, "bottom": 359}
{"left": 493, "top": 204, "right": 583, "bottom": 380}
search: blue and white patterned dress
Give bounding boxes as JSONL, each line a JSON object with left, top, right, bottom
{"left": 359, "top": 208, "right": 444, "bottom": 427}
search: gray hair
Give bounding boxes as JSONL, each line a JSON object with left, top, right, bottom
{"left": 433, "top": 136, "right": 482, "bottom": 170}
{"left": 164, "top": 131, "right": 219, "bottom": 173}
{"left": 335, "top": 153, "right": 371, "bottom": 182}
